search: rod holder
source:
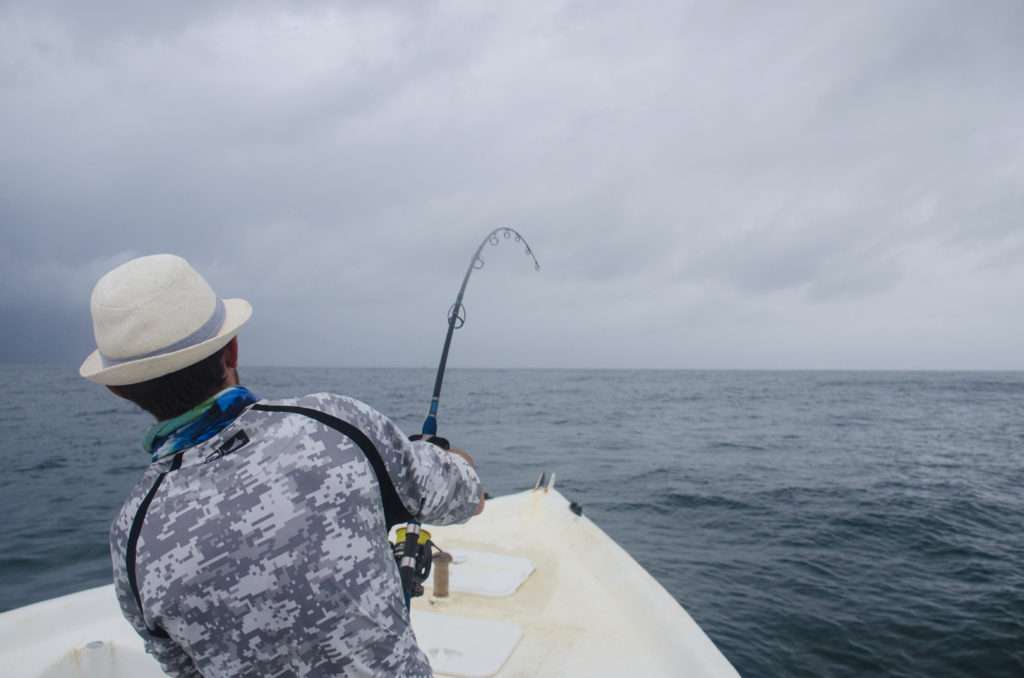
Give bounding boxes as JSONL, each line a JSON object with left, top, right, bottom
{"left": 433, "top": 551, "right": 453, "bottom": 598}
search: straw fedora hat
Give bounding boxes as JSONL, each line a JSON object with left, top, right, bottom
{"left": 80, "top": 254, "right": 252, "bottom": 386}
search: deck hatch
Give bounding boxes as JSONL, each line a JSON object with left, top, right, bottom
{"left": 424, "top": 550, "right": 535, "bottom": 598}
{"left": 411, "top": 610, "right": 523, "bottom": 677}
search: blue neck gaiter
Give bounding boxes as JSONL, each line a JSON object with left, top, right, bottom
{"left": 143, "top": 386, "right": 261, "bottom": 461}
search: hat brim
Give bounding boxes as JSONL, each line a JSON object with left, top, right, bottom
{"left": 80, "top": 298, "right": 252, "bottom": 386}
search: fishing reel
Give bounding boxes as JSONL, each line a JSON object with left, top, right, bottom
{"left": 392, "top": 524, "right": 434, "bottom": 601}
{"left": 394, "top": 433, "right": 453, "bottom": 604}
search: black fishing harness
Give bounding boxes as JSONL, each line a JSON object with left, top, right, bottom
{"left": 125, "top": 404, "right": 418, "bottom": 638}
{"left": 125, "top": 452, "right": 182, "bottom": 639}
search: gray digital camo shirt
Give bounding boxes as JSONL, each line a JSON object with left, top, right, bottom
{"left": 109, "top": 393, "right": 483, "bottom": 677}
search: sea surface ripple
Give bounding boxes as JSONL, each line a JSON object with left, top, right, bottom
{"left": 0, "top": 367, "right": 1021, "bottom": 677}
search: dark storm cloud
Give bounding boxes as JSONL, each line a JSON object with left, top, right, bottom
{"left": 1, "top": 1, "right": 1022, "bottom": 369}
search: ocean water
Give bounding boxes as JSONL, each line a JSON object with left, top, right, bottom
{"left": 0, "top": 366, "right": 1022, "bottom": 677}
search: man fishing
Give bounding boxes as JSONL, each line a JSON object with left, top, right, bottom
{"left": 80, "top": 253, "right": 484, "bottom": 677}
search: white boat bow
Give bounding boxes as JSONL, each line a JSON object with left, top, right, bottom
{"left": 0, "top": 482, "right": 739, "bottom": 677}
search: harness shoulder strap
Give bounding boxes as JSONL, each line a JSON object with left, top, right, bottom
{"left": 126, "top": 452, "right": 182, "bottom": 639}
{"left": 251, "top": 404, "right": 415, "bottom": 527}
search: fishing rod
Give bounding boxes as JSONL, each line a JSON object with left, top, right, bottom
{"left": 419, "top": 226, "right": 541, "bottom": 442}
{"left": 396, "top": 227, "right": 540, "bottom": 608}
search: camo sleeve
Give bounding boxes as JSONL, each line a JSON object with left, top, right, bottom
{"left": 110, "top": 481, "right": 203, "bottom": 678}
{"left": 316, "top": 394, "right": 483, "bottom": 526}
{"left": 397, "top": 435, "right": 483, "bottom": 526}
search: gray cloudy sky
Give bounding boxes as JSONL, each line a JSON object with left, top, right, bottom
{"left": 2, "top": 1, "right": 1022, "bottom": 370}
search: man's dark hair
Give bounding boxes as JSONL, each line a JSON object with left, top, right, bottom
{"left": 110, "top": 346, "right": 229, "bottom": 420}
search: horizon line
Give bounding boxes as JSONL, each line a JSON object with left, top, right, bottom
{"left": 2, "top": 362, "right": 1023, "bottom": 374}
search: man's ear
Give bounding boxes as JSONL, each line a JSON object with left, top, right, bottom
{"left": 223, "top": 337, "right": 239, "bottom": 370}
